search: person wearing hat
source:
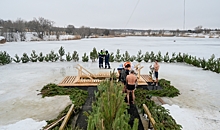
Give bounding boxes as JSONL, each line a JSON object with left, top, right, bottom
{"left": 105, "top": 50, "right": 111, "bottom": 69}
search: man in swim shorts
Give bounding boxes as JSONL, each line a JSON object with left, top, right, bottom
{"left": 153, "top": 60, "right": 160, "bottom": 86}
{"left": 126, "top": 70, "right": 137, "bottom": 105}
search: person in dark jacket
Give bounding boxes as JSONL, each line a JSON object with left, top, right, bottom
{"left": 105, "top": 50, "right": 110, "bottom": 69}
{"left": 98, "top": 50, "right": 105, "bottom": 68}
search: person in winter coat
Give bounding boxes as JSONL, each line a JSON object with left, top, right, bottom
{"left": 98, "top": 50, "right": 105, "bottom": 68}
{"left": 105, "top": 50, "right": 110, "bottom": 69}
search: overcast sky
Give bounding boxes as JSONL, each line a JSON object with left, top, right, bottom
{"left": 1, "top": 0, "right": 220, "bottom": 30}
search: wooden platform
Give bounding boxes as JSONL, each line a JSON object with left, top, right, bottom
{"left": 58, "top": 64, "right": 153, "bottom": 87}
{"left": 58, "top": 74, "right": 152, "bottom": 87}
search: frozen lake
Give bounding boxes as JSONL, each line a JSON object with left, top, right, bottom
{"left": 0, "top": 37, "right": 220, "bottom": 130}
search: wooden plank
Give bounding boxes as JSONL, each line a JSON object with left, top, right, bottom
{"left": 141, "top": 75, "right": 153, "bottom": 83}
{"left": 59, "top": 104, "right": 75, "bottom": 130}
{"left": 143, "top": 104, "right": 156, "bottom": 130}
{"left": 60, "top": 76, "right": 69, "bottom": 84}
{"left": 44, "top": 115, "right": 65, "bottom": 130}
{"left": 61, "top": 76, "right": 68, "bottom": 84}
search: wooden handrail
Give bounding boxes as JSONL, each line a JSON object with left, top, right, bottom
{"left": 143, "top": 104, "right": 156, "bottom": 130}
{"left": 59, "top": 104, "right": 75, "bottom": 130}
{"left": 77, "top": 64, "right": 96, "bottom": 77}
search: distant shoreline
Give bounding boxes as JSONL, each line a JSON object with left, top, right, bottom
{"left": 1, "top": 33, "right": 219, "bottom": 44}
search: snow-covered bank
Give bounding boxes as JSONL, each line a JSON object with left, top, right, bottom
{"left": 0, "top": 37, "right": 220, "bottom": 129}
{"left": 163, "top": 104, "right": 220, "bottom": 130}
{"left": 0, "top": 36, "right": 6, "bottom": 44}
{"left": 0, "top": 118, "right": 47, "bottom": 130}
{"left": 0, "top": 36, "right": 5, "bottom": 40}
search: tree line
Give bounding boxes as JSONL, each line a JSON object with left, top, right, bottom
{"left": 0, "top": 17, "right": 112, "bottom": 42}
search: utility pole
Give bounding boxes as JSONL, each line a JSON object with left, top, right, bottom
{"left": 183, "top": 0, "right": 185, "bottom": 30}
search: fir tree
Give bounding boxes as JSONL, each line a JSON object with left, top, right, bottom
{"left": 72, "top": 51, "right": 79, "bottom": 62}
{"left": 206, "top": 54, "right": 215, "bottom": 71}
{"left": 45, "top": 54, "right": 50, "bottom": 62}
{"left": 156, "top": 51, "right": 163, "bottom": 62}
{"left": 200, "top": 58, "right": 207, "bottom": 69}
{"left": 21, "top": 53, "right": 29, "bottom": 63}
{"left": 109, "top": 52, "right": 115, "bottom": 62}
{"left": 130, "top": 55, "right": 136, "bottom": 62}
{"left": 30, "top": 50, "right": 38, "bottom": 62}
{"left": 114, "top": 49, "right": 122, "bottom": 62}
{"left": 215, "top": 58, "right": 220, "bottom": 73}
{"left": 90, "top": 47, "right": 98, "bottom": 62}
{"left": 38, "top": 52, "right": 44, "bottom": 62}
{"left": 66, "top": 52, "right": 72, "bottom": 61}
{"left": 143, "top": 51, "right": 150, "bottom": 62}
{"left": 0, "top": 51, "right": 12, "bottom": 65}
{"left": 150, "top": 51, "right": 156, "bottom": 62}
{"left": 163, "top": 52, "right": 169, "bottom": 62}
{"left": 136, "top": 50, "right": 143, "bottom": 62}
{"left": 49, "top": 50, "right": 59, "bottom": 62}
{"left": 86, "top": 73, "right": 139, "bottom": 130}
{"left": 183, "top": 53, "right": 188, "bottom": 62}
{"left": 82, "top": 53, "right": 89, "bottom": 62}
{"left": 169, "top": 52, "right": 176, "bottom": 63}
{"left": 122, "top": 51, "right": 130, "bottom": 62}
{"left": 192, "top": 56, "right": 200, "bottom": 67}
{"left": 176, "top": 52, "right": 183, "bottom": 62}
{"left": 13, "top": 54, "right": 21, "bottom": 63}
{"left": 58, "top": 46, "right": 65, "bottom": 61}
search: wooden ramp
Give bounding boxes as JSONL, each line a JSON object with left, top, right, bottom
{"left": 58, "top": 64, "right": 150, "bottom": 87}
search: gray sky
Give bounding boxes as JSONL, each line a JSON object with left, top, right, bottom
{"left": 1, "top": 0, "right": 220, "bottom": 30}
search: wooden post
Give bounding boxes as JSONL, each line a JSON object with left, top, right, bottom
{"left": 59, "top": 104, "right": 75, "bottom": 130}
{"left": 143, "top": 104, "right": 156, "bottom": 130}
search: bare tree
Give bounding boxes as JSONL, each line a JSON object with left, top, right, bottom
{"left": 27, "top": 17, "right": 54, "bottom": 39}
{"left": 66, "top": 25, "right": 75, "bottom": 35}
{"left": 147, "top": 29, "right": 151, "bottom": 36}
{"left": 195, "top": 25, "right": 203, "bottom": 33}
{"left": 77, "top": 26, "right": 91, "bottom": 38}
{"left": 14, "top": 18, "right": 26, "bottom": 41}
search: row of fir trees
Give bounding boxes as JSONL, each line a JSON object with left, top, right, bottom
{"left": 0, "top": 47, "right": 220, "bottom": 73}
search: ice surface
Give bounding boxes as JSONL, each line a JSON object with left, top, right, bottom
{"left": 0, "top": 37, "right": 220, "bottom": 130}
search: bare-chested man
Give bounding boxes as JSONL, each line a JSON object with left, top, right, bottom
{"left": 126, "top": 70, "right": 137, "bottom": 105}
{"left": 154, "top": 60, "right": 160, "bottom": 86}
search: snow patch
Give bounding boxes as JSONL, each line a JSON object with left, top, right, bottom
{"left": 163, "top": 104, "right": 220, "bottom": 130}
{"left": 0, "top": 118, "right": 47, "bottom": 130}
{"left": 0, "top": 36, "right": 5, "bottom": 40}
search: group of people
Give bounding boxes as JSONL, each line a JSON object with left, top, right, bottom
{"left": 117, "top": 60, "right": 160, "bottom": 105}
{"left": 98, "top": 50, "right": 110, "bottom": 69}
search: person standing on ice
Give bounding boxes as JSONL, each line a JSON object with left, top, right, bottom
{"left": 153, "top": 60, "right": 160, "bottom": 86}
{"left": 104, "top": 50, "right": 111, "bottom": 69}
{"left": 98, "top": 50, "right": 105, "bottom": 68}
